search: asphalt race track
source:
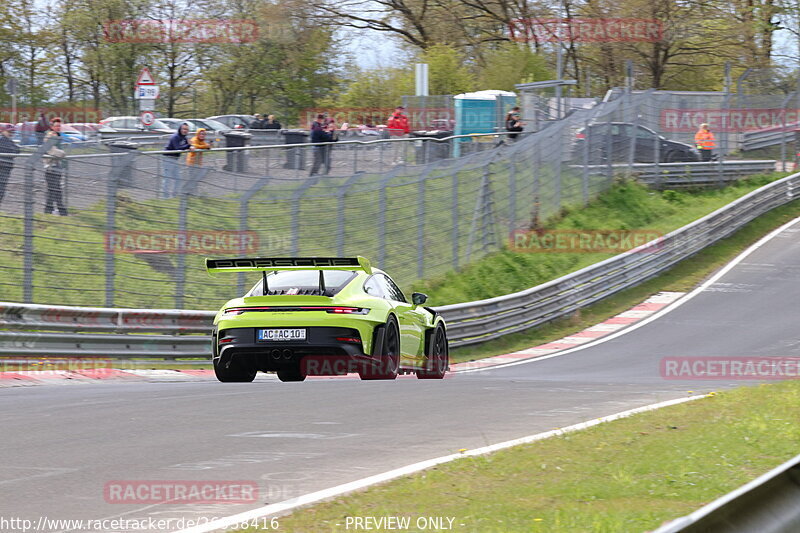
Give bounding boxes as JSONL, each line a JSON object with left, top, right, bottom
{"left": 2, "top": 221, "right": 799, "bottom": 532}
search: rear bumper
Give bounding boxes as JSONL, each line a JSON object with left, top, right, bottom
{"left": 215, "top": 326, "right": 374, "bottom": 373}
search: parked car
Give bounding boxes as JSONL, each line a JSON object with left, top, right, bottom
{"left": 206, "top": 114, "right": 255, "bottom": 130}
{"left": 160, "top": 118, "right": 229, "bottom": 143}
{"left": 67, "top": 123, "right": 102, "bottom": 140}
{"left": 573, "top": 122, "right": 700, "bottom": 164}
{"left": 13, "top": 122, "right": 88, "bottom": 144}
{"left": 99, "top": 116, "right": 173, "bottom": 135}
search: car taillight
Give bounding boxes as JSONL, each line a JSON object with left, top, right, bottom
{"left": 326, "top": 307, "right": 369, "bottom": 314}
{"left": 576, "top": 132, "right": 585, "bottom": 139}
{"left": 221, "top": 308, "right": 246, "bottom": 317}
{"left": 335, "top": 337, "right": 361, "bottom": 343}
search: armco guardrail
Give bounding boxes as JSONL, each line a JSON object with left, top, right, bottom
{"left": 741, "top": 125, "right": 796, "bottom": 151}
{"left": 0, "top": 172, "right": 798, "bottom": 356}
{"left": 652, "top": 453, "right": 800, "bottom": 533}
{"left": 574, "top": 160, "right": 777, "bottom": 188}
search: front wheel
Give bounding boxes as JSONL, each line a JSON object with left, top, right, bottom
{"left": 417, "top": 325, "right": 449, "bottom": 379}
{"left": 213, "top": 357, "right": 257, "bottom": 382}
{"left": 360, "top": 316, "right": 400, "bottom": 380}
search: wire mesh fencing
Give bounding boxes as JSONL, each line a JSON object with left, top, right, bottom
{"left": 0, "top": 91, "right": 778, "bottom": 310}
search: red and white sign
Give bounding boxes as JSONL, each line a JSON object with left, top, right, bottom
{"left": 136, "top": 67, "right": 155, "bottom": 85}
{"left": 140, "top": 111, "right": 155, "bottom": 127}
{"left": 660, "top": 108, "right": 800, "bottom": 133}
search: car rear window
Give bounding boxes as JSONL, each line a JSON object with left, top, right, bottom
{"left": 247, "top": 270, "right": 356, "bottom": 296}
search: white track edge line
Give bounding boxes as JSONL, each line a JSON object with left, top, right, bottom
{"left": 173, "top": 394, "right": 707, "bottom": 533}
{"left": 455, "top": 215, "right": 800, "bottom": 374}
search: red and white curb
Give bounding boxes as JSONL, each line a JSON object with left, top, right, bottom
{"left": 449, "top": 291, "right": 685, "bottom": 372}
{"left": 0, "top": 292, "right": 685, "bottom": 387}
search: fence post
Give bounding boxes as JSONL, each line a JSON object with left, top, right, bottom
{"left": 582, "top": 115, "right": 590, "bottom": 204}
{"left": 452, "top": 167, "right": 460, "bottom": 270}
{"left": 290, "top": 176, "right": 319, "bottom": 256}
{"left": 22, "top": 139, "right": 56, "bottom": 303}
{"left": 337, "top": 173, "right": 364, "bottom": 256}
{"left": 175, "top": 166, "right": 208, "bottom": 309}
{"left": 508, "top": 156, "right": 517, "bottom": 237}
{"left": 417, "top": 174, "right": 426, "bottom": 279}
{"left": 554, "top": 123, "right": 563, "bottom": 210}
{"left": 238, "top": 177, "right": 270, "bottom": 295}
{"left": 719, "top": 63, "right": 732, "bottom": 184}
{"left": 104, "top": 151, "right": 134, "bottom": 307}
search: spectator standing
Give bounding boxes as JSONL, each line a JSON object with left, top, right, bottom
{"left": 264, "top": 115, "right": 282, "bottom": 129}
{"left": 34, "top": 112, "right": 50, "bottom": 145}
{"left": 43, "top": 118, "right": 68, "bottom": 216}
{"left": 694, "top": 123, "right": 716, "bottom": 162}
{"left": 250, "top": 114, "right": 266, "bottom": 129}
{"left": 310, "top": 113, "right": 334, "bottom": 176}
{"left": 186, "top": 128, "right": 212, "bottom": 168}
{"left": 387, "top": 106, "right": 410, "bottom": 136}
{"left": 162, "top": 123, "right": 192, "bottom": 199}
{"left": 0, "top": 124, "right": 20, "bottom": 207}
{"left": 505, "top": 109, "right": 525, "bottom": 141}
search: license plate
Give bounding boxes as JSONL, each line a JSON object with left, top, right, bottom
{"left": 258, "top": 329, "right": 306, "bottom": 341}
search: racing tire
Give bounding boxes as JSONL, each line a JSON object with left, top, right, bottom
{"left": 277, "top": 365, "right": 306, "bottom": 382}
{"left": 664, "top": 151, "right": 680, "bottom": 163}
{"left": 417, "top": 325, "right": 448, "bottom": 379}
{"left": 360, "top": 316, "right": 400, "bottom": 380}
{"left": 213, "top": 357, "right": 257, "bottom": 383}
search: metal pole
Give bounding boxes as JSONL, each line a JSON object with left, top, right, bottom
{"left": 452, "top": 169, "right": 459, "bottom": 270}
{"left": 337, "top": 173, "right": 363, "bottom": 256}
{"left": 238, "top": 177, "right": 269, "bottom": 295}
{"left": 508, "top": 157, "right": 517, "bottom": 236}
{"left": 175, "top": 167, "right": 208, "bottom": 309}
{"left": 417, "top": 176, "right": 425, "bottom": 279}
{"left": 104, "top": 152, "right": 130, "bottom": 307}
{"left": 582, "top": 116, "right": 590, "bottom": 204}
{"left": 22, "top": 139, "right": 56, "bottom": 302}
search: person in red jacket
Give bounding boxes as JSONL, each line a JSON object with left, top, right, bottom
{"left": 387, "top": 106, "right": 410, "bottom": 136}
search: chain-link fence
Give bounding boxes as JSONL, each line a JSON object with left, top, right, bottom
{"left": 0, "top": 90, "right": 778, "bottom": 310}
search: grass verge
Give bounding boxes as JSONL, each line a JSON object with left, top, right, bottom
{"left": 247, "top": 382, "right": 800, "bottom": 533}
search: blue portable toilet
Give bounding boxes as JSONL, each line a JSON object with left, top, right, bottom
{"left": 453, "top": 90, "right": 517, "bottom": 156}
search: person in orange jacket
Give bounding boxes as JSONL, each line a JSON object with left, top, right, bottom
{"left": 186, "top": 128, "right": 211, "bottom": 167}
{"left": 694, "top": 123, "right": 716, "bottom": 162}
{"left": 387, "top": 106, "right": 410, "bottom": 136}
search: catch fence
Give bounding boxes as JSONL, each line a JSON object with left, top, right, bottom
{"left": 0, "top": 91, "right": 777, "bottom": 310}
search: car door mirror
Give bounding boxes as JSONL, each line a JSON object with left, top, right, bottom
{"left": 411, "top": 292, "right": 428, "bottom": 306}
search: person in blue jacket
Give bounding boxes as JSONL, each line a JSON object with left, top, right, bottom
{"left": 162, "top": 122, "right": 193, "bottom": 198}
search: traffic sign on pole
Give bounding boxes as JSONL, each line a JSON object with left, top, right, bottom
{"left": 136, "top": 67, "right": 156, "bottom": 85}
{"left": 135, "top": 85, "right": 160, "bottom": 100}
{"left": 140, "top": 111, "right": 156, "bottom": 127}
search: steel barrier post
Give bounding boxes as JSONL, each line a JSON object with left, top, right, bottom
{"left": 175, "top": 166, "right": 208, "bottom": 309}
{"left": 22, "top": 139, "right": 56, "bottom": 303}
{"left": 238, "top": 177, "right": 270, "bottom": 295}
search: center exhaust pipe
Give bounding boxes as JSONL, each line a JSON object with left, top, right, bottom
{"left": 282, "top": 349, "right": 293, "bottom": 360}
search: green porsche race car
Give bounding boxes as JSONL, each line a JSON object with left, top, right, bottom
{"left": 206, "top": 256, "right": 449, "bottom": 382}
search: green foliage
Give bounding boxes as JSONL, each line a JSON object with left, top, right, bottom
{"left": 477, "top": 43, "right": 553, "bottom": 91}
{"left": 416, "top": 44, "right": 475, "bottom": 95}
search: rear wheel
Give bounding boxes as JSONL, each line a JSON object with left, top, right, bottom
{"left": 277, "top": 365, "right": 306, "bottom": 382}
{"left": 213, "top": 357, "right": 257, "bottom": 382}
{"left": 417, "top": 325, "right": 448, "bottom": 379}
{"left": 360, "top": 316, "right": 400, "bottom": 380}
{"left": 665, "top": 151, "right": 680, "bottom": 163}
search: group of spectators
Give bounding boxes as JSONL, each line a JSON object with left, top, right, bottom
{"left": 250, "top": 114, "right": 281, "bottom": 130}
{"left": 0, "top": 115, "right": 68, "bottom": 215}
{"left": 162, "top": 122, "right": 213, "bottom": 198}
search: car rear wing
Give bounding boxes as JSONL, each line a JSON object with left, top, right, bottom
{"left": 205, "top": 256, "right": 372, "bottom": 276}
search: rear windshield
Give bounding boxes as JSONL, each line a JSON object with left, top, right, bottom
{"left": 247, "top": 270, "right": 356, "bottom": 296}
